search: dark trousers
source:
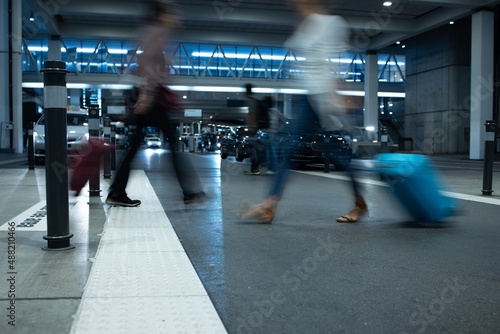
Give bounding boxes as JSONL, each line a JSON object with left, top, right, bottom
{"left": 110, "top": 98, "right": 201, "bottom": 197}
{"left": 248, "top": 141, "right": 259, "bottom": 172}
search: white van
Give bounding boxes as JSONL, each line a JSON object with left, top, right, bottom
{"left": 33, "top": 109, "right": 89, "bottom": 163}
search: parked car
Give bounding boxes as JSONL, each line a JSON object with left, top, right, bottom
{"left": 220, "top": 126, "right": 259, "bottom": 161}
{"left": 34, "top": 110, "right": 89, "bottom": 164}
{"left": 146, "top": 136, "right": 162, "bottom": 148}
{"left": 279, "top": 129, "right": 352, "bottom": 168}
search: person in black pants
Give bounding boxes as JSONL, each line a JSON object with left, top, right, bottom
{"left": 106, "top": 90, "right": 204, "bottom": 207}
{"left": 106, "top": 0, "right": 204, "bottom": 207}
{"left": 243, "top": 83, "right": 261, "bottom": 175}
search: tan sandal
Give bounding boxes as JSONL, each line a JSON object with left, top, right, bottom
{"left": 337, "top": 195, "right": 368, "bottom": 223}
{"left": 237, "top": 197, "right": 279, "bottom": 223}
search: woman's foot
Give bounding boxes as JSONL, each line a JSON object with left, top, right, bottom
{"left": 337, "top": 195, "right": 368, "bottom": 223}
{"left": 237, "top": 197, "right": 279, "bottom": 223}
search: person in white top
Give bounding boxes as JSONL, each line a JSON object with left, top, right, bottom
{"left": 239, "top": 0, "right": 367, "bottom": 223}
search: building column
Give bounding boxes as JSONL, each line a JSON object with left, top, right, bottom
{"left": 364, "top": 50, "right": 379, "bottom": 140}
{"left": 470, "top": 11, "right": 494, "bottom": 159}
{"left": 283, "top": 94, "right": 292, "bottom": 118}
{"left": 68, "top": 89, "right": 80, "bottom": 107}
{"left": 0, "top": 0, "right": 22, "bottom": 153}
{"left": 12, "top": 0, "right": 22, "bottom": 153}
{"left": 0, "top": 1, "right": 9, "bottom": 151}
{"left": 48, "top": 36, "right": 61, "bottom": 60}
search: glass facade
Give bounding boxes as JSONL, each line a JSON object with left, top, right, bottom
{"left": 23, "top": 39, "right": 405, "bottom": 83}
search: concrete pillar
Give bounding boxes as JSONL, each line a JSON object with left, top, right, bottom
{"left": 11, "top": 0, "right": 22, "bottom": 154}
{"left": 0, "top": 0, "right": 22, "bottom": 153}
{"left": 470, "top": 11, "right": 494, "bottom": 160}
{"left": 364, "top": 50, "right": 379, "bottom": 140}
{"left": 48, "top": 37, "right": 61, "bottom": 60}
{"left": 284, "top": 94, "right": 292, "bottom": 118}
{"left": 68, "top": 89, "right": 81, "bottom": 107}
{"left": 0, "top": 3, "right": 8, "bottom": 148}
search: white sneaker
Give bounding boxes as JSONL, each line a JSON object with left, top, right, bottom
{"left": 265, "top": 170, "right": 278, "bottom": 175}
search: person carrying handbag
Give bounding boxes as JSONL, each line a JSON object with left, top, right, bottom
{"left": 106, "top": 0, "right": 204, "bottom": 207}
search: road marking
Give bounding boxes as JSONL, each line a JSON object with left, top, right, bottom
{"left": 295, "top": 170, "right": 500, "bottom": 206}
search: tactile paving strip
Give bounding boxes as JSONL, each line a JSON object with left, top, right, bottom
{"left": 71, "top": 170, "right": 227, "bottom": 334}
{"left": 73, "top": 296, "right": 226, "bottom": 334}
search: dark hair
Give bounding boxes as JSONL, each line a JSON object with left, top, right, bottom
{"left": 149, "top": 0, "right": 181, "bottom": 19}
{"left": 244, "top": 83, "right": 253, "bottom": 95}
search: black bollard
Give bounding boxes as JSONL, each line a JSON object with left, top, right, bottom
{"left": 324, "top": 135, "right": 330, "bottom": 173}
{"left": 40, "top": 61, "right": 74, "bottom": 251}
{"left": 88, "top": 105, "right": 101, "bottom": 196}
{"left": 482, "top": 120, "right": 496, "bottom": 195}
{"left": 110, "top": 123, "right": 116, "bottom": 171}
{"left": 27, "top": 122, "right": 35, "bottom": 170}
{"left": 380, "top": 126, "right": 388, "bottom": 153}
{"left": 103, "top": 116, "right": 111, "bottom": 179}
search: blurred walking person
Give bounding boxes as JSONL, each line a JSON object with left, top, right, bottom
{"left": 239, "top": 0, "right": 367, "bottom": 223}
{"left": 243, "top": 83, "right": 262, "bottom": 175}
{"left": 106, "top": 0, "right": 204, "bottom": 207}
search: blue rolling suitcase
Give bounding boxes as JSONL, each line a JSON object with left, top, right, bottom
{"left": 375, "top": 153, "right": 460, "bottom": 222}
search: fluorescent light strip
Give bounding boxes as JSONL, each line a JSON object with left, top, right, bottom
{"left": 169, "top": 86, "right": 308, "bottom": 94}
{"left": 337, "top": 91, "right": 405, "bottom": 98}
{"left": 22, "top": 82, "right": 133, "bottom": 89}
{"left": 22, "top": 82, "right": 403, "bottom": 97}
{"left": 191, "top": 52, "right": 305, "bottom": 61}
{"left": 27, "top": 47, "right": 130, "bottom": 55}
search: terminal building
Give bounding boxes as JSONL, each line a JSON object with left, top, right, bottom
{"left": 0, "top": 1, "right": 499, "bottom": 333}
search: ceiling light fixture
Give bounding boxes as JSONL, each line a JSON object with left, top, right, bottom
{"left": 383, "top": 1, "right": 392, "bottom": 6}
{"left": 449, "top": 21, "right": 455, "bottom": 24}
{"left": 29, "top": 13, "right": 34, "bottom": 21}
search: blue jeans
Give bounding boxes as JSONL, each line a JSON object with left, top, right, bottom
{"left": 266, "top": 133, "right": 279, "bottom": 172}
{"left": 268, "top": 95, "right": 360, "bottom": 199}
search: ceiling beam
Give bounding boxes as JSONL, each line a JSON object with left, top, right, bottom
{"left": 402, "top": 0, "right": 498, "bottom": 7}
{"left": 55, "top": 0, "right": 148, "bottom": 17}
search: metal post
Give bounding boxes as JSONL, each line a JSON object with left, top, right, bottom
{"left": 88, "top": 105, "right": 101, "bottom": 196}
{"left": 27, "top": 122, "right": 35, "bottom": 170}
{"left": 110, "top": 123, "right": 116, "bottom": 170}
{"left": 324, "top": 135, "right": 330, "bottom": 173}
{"left": 482, "top": 120, "right": 496, "bottom": 195}
{"left": 103, "top": 116, "right": 111, "bottom": 179}
{"left": 40, "top": 60, "right": 74, "bottom": 251}
{"left": 381, "top": 126, "right": 388, "bottom": 153}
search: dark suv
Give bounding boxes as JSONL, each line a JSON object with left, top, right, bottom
{"left": 220, "top": 126, "right": 256, "bottom": 161}
{"left": 279, "top": 130, "right": 352, "bottom": 168}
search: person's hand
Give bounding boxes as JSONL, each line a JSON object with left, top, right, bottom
{"left": 134, "top": 93, "right": 154, "bottom": 115}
